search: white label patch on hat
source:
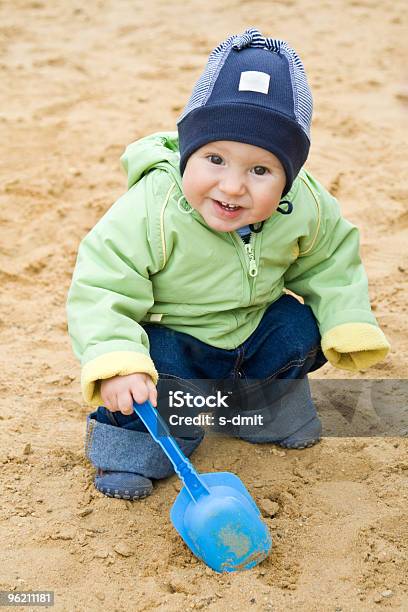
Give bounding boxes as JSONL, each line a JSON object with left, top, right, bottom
{"left": 238, "top": 71, "right": 270, "bottom": 94}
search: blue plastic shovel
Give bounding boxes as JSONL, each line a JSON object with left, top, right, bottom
{"left": 133, "top": 400, "right": 272, "bottom": 573}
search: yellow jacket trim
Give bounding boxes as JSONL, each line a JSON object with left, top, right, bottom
{"left": 298, "top": 175, "right": 321, "bottom": 255}
{"left": 321, "top": 322, "right": 390, "bottom": 371}
{"left": 81, "top": 351, "right": 159, "bottom": 407}
{"left": 160, "top": 182, "right": 176, "bottom": 268}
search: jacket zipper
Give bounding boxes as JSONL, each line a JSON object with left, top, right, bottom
{"left": 233, "top": 231, "right": 258, "bottom": 305}
{"left": 244, "top": 233, "right": 258, "bottom": 305}
{"left": 244, "top": 235, "right": 258, "bottom": 277}
{"left": 228, "top": 230, "right": 259, "bottom": 305}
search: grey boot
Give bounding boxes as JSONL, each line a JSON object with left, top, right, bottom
{"left": 86, "top": 415, "right": 204, "bottom": 499}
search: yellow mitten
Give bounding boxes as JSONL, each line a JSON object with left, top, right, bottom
{"left": 81, "top": 351, "right": 158, "bottom": 407}
{"left": 321, "top": 323, "right": 390, "bottom": 371}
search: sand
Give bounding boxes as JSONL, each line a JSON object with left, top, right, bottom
{"left": 1, "top": 0, "right": 407, "bottom": 610}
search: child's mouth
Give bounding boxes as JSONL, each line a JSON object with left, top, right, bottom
{"left": 212, "top": 199, "right": 243, "bottom": 218}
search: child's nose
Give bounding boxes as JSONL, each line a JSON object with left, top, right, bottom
{"left": 218, "top": 170, "right": 246, "bottom": 197}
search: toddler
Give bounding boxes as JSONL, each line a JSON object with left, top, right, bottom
{"left": 66, "top": 28, "right": 390, "bottom": 500}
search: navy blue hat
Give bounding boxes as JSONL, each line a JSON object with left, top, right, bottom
{"left": 177, "top": 28, "right": 313, "bottom": 196}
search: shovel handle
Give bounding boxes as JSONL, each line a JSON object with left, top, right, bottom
{"left": 133, "top": 401, "right": 209, "bottom": 502}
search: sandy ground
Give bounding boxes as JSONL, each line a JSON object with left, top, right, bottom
{"left": 1, "top": 1, "right": 408, "bottom": 610}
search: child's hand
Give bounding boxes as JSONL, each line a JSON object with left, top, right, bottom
{"left": 100, "top": 373, "right": 157, "bottom": 415}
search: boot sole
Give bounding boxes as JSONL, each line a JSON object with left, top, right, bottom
{"left": 276, "top": 437, "right": 321, "bottom": 450}
{"left": 95, "top": 482, "right": 153, "bottom": 500}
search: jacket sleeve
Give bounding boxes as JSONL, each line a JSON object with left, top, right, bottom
{"left": 284, "top": 174, "right": 390, "bottom": 371}
{"left": 66, "top": 173, "right": 165, "bottom": 406}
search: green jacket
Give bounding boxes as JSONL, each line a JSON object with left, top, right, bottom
{"left": 66, "top": 132, "right": 390, "bottom": 406}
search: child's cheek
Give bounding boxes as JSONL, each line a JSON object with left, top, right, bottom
{"left": 181, "top": 178, "right": 194, "bottom": 204}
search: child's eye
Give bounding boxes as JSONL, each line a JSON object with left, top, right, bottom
{"left": 207, "top": 155, "right": 223, "bottom": 165}
{"left": 252, "top": 166, "right": 269, "bottom": 176}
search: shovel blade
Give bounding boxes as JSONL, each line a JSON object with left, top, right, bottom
{"left": 170, "top": 472, "right": 272, "bottom": 573}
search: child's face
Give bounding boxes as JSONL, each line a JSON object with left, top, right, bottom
{"left": 182, "top": 141, "right": 286, "bottom": 232}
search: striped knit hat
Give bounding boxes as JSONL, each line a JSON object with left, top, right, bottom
{"left": 177, "top": 28, "right": 313, "bottom": 196}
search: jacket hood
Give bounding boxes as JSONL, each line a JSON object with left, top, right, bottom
{"left": 120, "top": 131, "right": 181, "bottom": 189}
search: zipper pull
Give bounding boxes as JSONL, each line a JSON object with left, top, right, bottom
{"left": 244, "top": 243, "right": 258, "bottom": 277}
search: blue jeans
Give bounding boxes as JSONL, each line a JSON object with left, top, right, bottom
{"left": 86, "top": 295, "right": 326, "bottom": 478}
